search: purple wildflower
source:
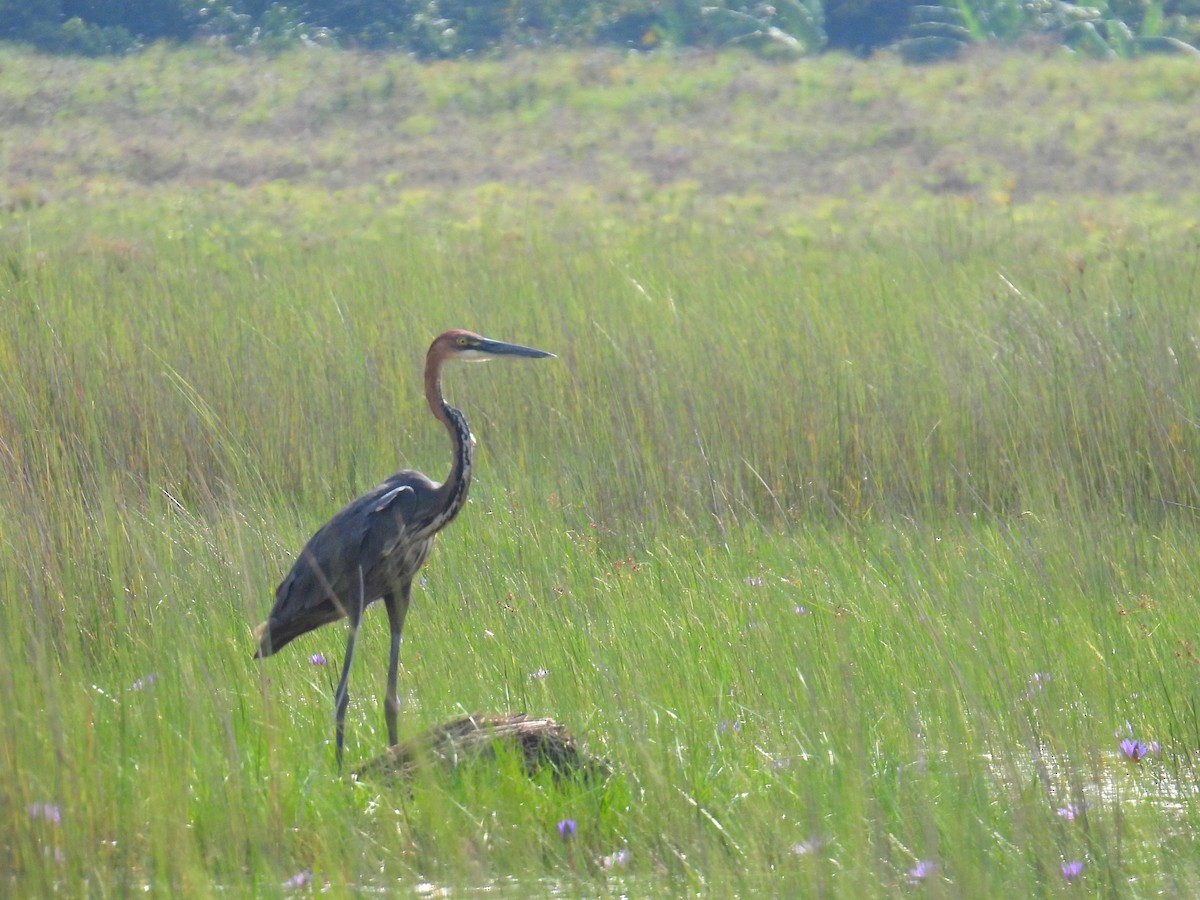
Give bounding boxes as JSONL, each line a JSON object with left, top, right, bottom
{"left": 907, "top": 860, "right": 937, "bottom": 884}
{"left": 131, "top": 672, "right": 157, "bottom": 691}
{"left": 1021, "top": 672, "right": 1051, "bottom": 699}
{"left": 600, "top": 848, "right": 630, "bottom": 869}
{"left": 1119, "top": 738, "right": 1154, "bottom": 762}
{"left": 1056, "top": 803, "right": 1083, "bottom": 821}
{"left": 1061, "top": 860, "right": 1084, "bottom": 881}
{"left": 308, "top": 653, "right": 327, "bottom": 666}
{"left": 790, "top": 837, "right": 826, "bottom": 856}
{"left": 557, "top": 819, "right": 576, "bottom": 841}
{"left": 717, "top": 719, "right": 742, "bottom": 734}
{"left": 744, "top": 576, "right": 765, "bottom": 587}
{"left": 283, "top": 868, "right": 313, "bottom": 889}
{"left": 27, "top": 803, "right": 62, "bottom": 825}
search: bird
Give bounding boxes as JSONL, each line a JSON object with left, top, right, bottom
{"left": 253, "top": 329, "right": 554, "bottom": 768}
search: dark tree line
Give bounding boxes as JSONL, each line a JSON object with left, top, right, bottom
{"left": 0, "top": 1, "right": 1197, "bottom": 59}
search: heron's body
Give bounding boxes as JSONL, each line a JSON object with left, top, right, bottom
{"left": 254, "top": 469, "right": 440, "bottom": 656}
{"left": 252, "top": 330, "right": 553, "bottom": 768}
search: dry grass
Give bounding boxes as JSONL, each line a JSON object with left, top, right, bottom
{"left": 3, "top": 45, "right": 1200, "bottom": 218}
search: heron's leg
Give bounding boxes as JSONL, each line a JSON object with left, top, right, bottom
{"left": 333, "top": 567, "right": 367, "bottom": 772}
{"left": 382, "top": 582, "right": 412, "bottom": 747}
{"left": 333, "top": 611, "right": 361, "bottom": 772}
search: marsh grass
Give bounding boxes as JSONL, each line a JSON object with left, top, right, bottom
{"left": 2, "top": 50, "right": 1200, "bottom": 897}
{"left": 3, "top": 196, "right": 1199, "bottom": 895}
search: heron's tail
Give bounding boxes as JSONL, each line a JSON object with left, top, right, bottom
{"left": 252, "top": 621, "right": 274, "bottom": 659}
{"left": 252, "top": 617, "right": 311, "bottom": 658}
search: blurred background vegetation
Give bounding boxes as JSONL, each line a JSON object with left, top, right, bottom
{"left": 2, "top": 0, "right": 1199, "bottom": 60}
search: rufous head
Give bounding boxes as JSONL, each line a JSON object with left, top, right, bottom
{"left": 429, "top": 330, "right": 555, "bottom": 363}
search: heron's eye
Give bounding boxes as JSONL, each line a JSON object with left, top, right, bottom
{"left": 457, "top": 337, "right": 468, "bottom": 347}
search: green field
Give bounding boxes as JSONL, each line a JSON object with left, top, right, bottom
{"left": 2, "top": 46, "right": 1200, "bottom": 896}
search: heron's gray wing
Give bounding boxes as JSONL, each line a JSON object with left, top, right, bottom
{"left": 272, "top": 473, "right": 430, "bottom": 614}
{"left": 372, "top": 483, "right": 414, "bottom": 513}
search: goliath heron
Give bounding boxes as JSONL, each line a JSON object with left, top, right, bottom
{"left": 253, "top": 329, "right": 554, "bottom": 767}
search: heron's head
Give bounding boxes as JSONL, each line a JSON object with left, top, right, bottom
{"left": 432, "top": 329, "right": 555, "bottom": 363}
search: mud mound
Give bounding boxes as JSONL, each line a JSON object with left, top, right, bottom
{"left": 351, "top": 713, "right": 610, "bottom": 783}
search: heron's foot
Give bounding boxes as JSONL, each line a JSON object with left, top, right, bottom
{"left": 336, "top": 719, "right": 348, "bottom": 773}
{"left": 335, "top": 689, "right": 350, "bottom": 773}
{"left": 385, "top": 695, "right": 402, "bottom": 747}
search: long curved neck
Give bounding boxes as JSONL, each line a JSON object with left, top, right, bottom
{"left": 425, "top": 358, "right": 473, "bottom": 530}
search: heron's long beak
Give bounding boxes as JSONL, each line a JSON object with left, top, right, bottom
{"left": 476, "top": 337, "right": 555, "bottom": 359}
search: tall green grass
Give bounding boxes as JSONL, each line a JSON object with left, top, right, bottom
{"left": 1, "top": 189, "right": 1199, "bottom": 894}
